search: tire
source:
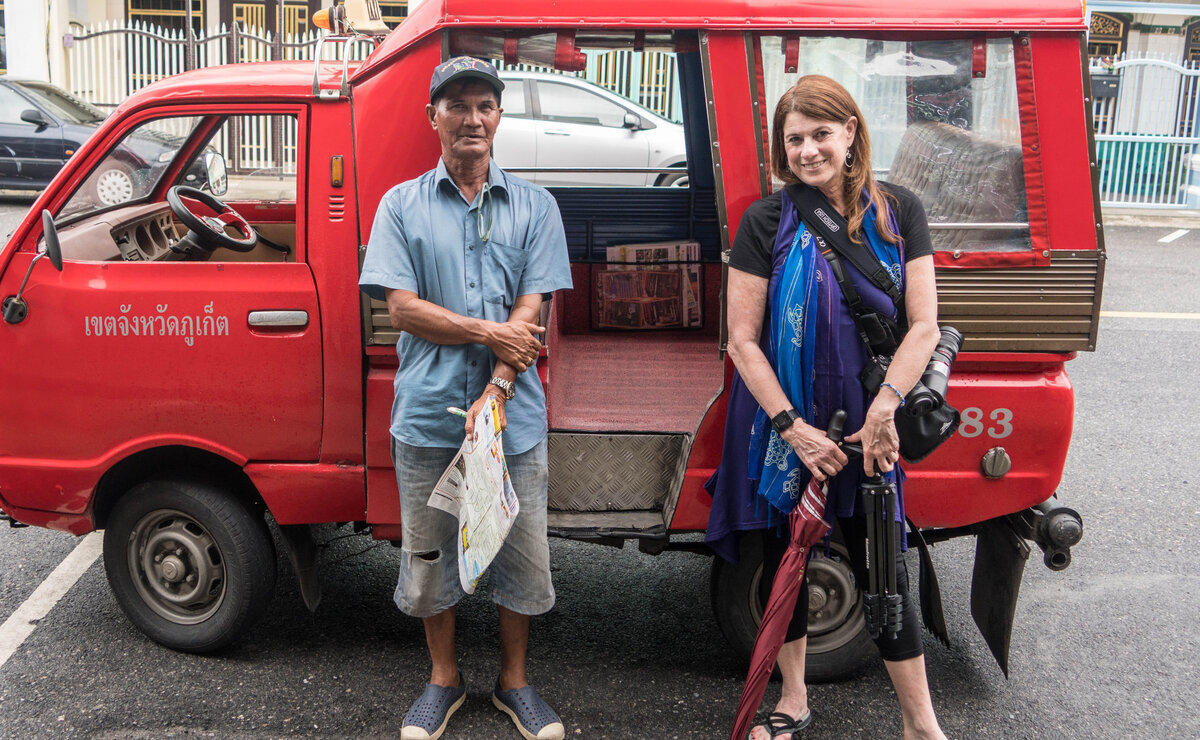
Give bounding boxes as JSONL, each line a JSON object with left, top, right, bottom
{"left": 102, "top": 479, "right": 276, "bottom": 653}
{"left": 93, "top": 162, "right": 135, "bottom": 206}
{"left": 656, "top": 170, "right": 689, "bottom": 187}
{"left": 710, "top": 529, "right": 875, "bottom": 682}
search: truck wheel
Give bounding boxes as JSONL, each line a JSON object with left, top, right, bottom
{"left": 102, "top": 479, "right": 276, "bottom": 653}
{"left": 710, "top": 530, "right": 874, "bottom": 682}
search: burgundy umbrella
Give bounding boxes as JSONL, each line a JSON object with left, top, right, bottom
{"left": 729, "top": 477, "right": 831, "bottom": 740}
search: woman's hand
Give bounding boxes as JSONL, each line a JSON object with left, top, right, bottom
{"left": 782, "top": 423, "right": 849, "bottom": 482}
{"left": 844, "top": 401, "right": 900, "bottom": 475}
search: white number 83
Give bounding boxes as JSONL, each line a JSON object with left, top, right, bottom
{"left": 958, "top": 407, "right": 1014, "bottom": 439}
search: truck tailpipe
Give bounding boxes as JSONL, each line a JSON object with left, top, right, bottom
{"left": 1032, "top": 501, "right": 1083, "bottom": 572}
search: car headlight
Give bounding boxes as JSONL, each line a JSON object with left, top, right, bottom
{"left": 157, "top": 149, "right": 178, "bottom": 163}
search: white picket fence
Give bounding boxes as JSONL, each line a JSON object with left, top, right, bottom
{"left": 65, "top": 20, "right": 682, "bottom": 121}
{"left": 1089, "top": 51, "right": 1200, "bottom": 209}
{"left": 66, "top": 20, "right": 373, "bottom": 112}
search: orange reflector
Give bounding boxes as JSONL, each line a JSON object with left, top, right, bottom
{"left": 313, "top": 8, "right": 331, "bottom": 31}
{"left": 331, "top": 155, "right": 344, "bottom": 187}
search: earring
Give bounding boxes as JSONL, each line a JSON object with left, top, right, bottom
{"left": 845, "top": 149, "right": 854, "bottom": 169}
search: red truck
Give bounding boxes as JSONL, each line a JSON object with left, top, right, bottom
{"left": 0, "top": 0, "right": 1098, "bottom": 681}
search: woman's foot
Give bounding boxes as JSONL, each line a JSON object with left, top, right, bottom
{"left": 749, "top": 692, "right": 809, "bottom": 739}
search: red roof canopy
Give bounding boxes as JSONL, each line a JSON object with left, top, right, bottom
{"left": 356, "top": 0, "right": 1085, "bottom": 82}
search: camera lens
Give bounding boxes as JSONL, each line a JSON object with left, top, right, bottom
{"left": 904, "top": 327, "right": 963, "bottom": 416}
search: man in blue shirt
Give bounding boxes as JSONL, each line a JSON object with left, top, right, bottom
{"left": 359, "top": 57, "right": 572, "bottom": 740}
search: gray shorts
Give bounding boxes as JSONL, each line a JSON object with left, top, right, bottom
{"left": 390, "top": 436, "right": 555, "bottom": 618}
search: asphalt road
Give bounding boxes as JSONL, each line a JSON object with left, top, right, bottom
{"left": 1, "top": 197, "right": 1198, "bottom": 738}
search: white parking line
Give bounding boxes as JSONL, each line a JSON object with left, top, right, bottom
{"left": 0, "top": 531, "right": 103, "bottom": 669}
{"left": 1159, "top": 229, "right": 1189, "bottom": 243}
{"left": 1101, "top": 310, "right": 1200, "bottom": 320}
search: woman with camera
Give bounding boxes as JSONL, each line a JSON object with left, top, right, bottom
{"left": 712, "top": 75, "right": 947, "bottom": 739}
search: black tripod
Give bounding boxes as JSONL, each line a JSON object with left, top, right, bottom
{"left": 826, "top": 410, "right": 903, "bottom": 640}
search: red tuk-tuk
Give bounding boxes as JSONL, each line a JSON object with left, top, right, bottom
{"left": 0, "top": 0, "right": 1098, "bottom": 680}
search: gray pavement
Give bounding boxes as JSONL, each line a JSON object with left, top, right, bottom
{"left": 1, "top": 196, "right": 1198, "bottom": 738}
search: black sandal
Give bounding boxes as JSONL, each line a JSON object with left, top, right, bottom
{"left": 753, "top": 709, "right": 812, "bottom": 739}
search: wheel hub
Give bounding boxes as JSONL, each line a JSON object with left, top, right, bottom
{"left": 128, "top": 509, "right": 225, "bottom": 625}
{"left": 159, "top": 555, "right": 186, "bottom": 583}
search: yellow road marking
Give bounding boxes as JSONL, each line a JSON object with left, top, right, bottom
{"left": 1101, "top": 310, "right": 1200, "bottom": 320}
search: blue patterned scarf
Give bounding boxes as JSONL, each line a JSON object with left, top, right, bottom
{"left": 747, "top": 192, "right": 903, "bottom": 515}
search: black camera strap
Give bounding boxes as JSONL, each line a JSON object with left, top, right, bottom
{"left": 784, "top": 185, "right": 904, "bottom": 357}
{"left": 784, "top": 184, "right": 905, "bottom": 309}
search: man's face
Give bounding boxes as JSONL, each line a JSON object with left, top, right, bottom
{"left": 426, "top": 79, "right": 502, "bottom": 164}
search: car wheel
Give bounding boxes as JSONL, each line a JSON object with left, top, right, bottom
{"left": 102, "top": 479, "right": 276, "bottom": 653}
{"left": 93, "top": 162, "right": 135, "bottom": 206}
{"left": 657, "top": 170, "right": 690, "bottom": 188}
{"left": 710, "top": 530, "right": 875, "bottom": 682}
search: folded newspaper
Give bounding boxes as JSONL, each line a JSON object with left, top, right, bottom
{"left": 426, "top": 397, "right": 520, "bottom": 593}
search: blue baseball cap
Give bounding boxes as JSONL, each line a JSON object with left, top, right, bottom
{"left": 429, "top": 56, "right": 505, "bottom": 103}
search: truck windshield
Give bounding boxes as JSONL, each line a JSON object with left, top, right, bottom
{"left": 60, "top": 116, "right": 205, "bottom": 219}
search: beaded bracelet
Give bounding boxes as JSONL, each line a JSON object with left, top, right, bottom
{"left": 880, "top": 382, "right": 906, "bottom": 408}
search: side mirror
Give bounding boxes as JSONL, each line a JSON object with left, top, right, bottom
{"left": 204, "top": 151, "right": 228, "bottom": 196}
{"left": 622, "top": 112, "right": 642, "bottom": 130}
{"left": 20, "top": 109, "right": 52, "bottom": 129}
{"left": 2, "top": 211, "right": 63, "bottom": 324}
{"left": 42, "top": 210, "right": 64, "bottom": 272}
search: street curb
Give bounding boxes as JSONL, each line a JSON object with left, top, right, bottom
{"left": 1102, "top": 208, "right": 1200, "bottom": 229}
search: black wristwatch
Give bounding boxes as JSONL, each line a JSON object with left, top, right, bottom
{"left": 771, "top": 408, "right": 799, "bottom": 434}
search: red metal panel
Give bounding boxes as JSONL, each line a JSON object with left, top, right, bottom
{"left": 365, "top": 360, "right": 401, "bottom": 524}
{"left": 0, "top": 435, "right": 250, "bottom": 516}
{"left": 307, "top": 102, "right": 367, "bottom": 464}
{"left": 353, "top": 35, "right": 444, "bottom": 246}
{"left": 905, "top": 363, "right": 1074, "bottom": 528}
{"left": 1031, "top": 33, "right": 1100, "bottom": 254}
{"left": 246, "top": 462, "right": 366, "bottom": 524}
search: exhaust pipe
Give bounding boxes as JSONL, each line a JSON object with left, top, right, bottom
{"left": 1032, "top": 501, "right": 1082, "bottom": 571}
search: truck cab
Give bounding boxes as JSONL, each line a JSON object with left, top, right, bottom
{"left": 0, "top": 0, "right": 1100, "bottom": 680}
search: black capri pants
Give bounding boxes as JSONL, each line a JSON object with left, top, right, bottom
{"left": 759, "top": 515, "right": 923, "bottom": 662}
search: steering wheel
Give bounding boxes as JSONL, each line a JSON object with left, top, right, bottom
{"left": 166, "top": 185, "right": 258, "bottom": 252}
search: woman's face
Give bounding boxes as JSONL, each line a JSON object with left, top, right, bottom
{"left": 782, "top": 111, "right": 857, "bottom": 195}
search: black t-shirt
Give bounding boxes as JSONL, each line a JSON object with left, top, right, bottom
{"left": 728, "top": 182, "right": 933, "bottom": 279}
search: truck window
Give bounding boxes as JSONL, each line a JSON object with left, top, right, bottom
{"left": 60, "top": 116, "right": 204, "bottom": 219}
{"left": 756, "top": 36, "right": 1032, "bottom": 254}
{"left": 54, "top": 112, "right": 302, "bottom": 265}
{"left": 204, "top": 115, "right": 299, "bottom": 203}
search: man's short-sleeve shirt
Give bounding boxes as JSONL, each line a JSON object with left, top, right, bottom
{"left": 359, "top": 159, "right": 573, "bottom": 454}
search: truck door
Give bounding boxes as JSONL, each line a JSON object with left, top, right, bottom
{"left": 0, "top": 109, "right": 323, "bottom": 477}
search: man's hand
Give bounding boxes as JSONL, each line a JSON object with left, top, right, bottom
{"left": 486, "top": 320, "right": 545, "bottom": 372}
{"left": 465, "top": 388, "right": 507, "bottom": 437}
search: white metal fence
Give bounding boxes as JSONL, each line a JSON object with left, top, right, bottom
{"left": 1089, "top": 52, "right": 1200, "bottom": 209}
{"left": 65, "top": 20, "right": 372, "bottom": 112}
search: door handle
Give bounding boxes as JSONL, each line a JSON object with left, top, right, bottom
{"left": 248, "top": 310, "right": 309, "bottom": 327}
{"left": 543, "top": 129, "right": 570, "bottom": 136}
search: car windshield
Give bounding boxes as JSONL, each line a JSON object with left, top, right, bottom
{"left": 19, "top": 82, "right": 107, "bottom": 124}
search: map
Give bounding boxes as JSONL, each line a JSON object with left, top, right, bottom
{"left": 426, "top": 397, "right": 520, "bottom": 593}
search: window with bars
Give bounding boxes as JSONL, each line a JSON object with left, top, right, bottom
{"left": 128, "top": 0, "right": 205, "bottom": 34}
{"left": 378, "top": 1, "right": 408, "bottom": 27}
